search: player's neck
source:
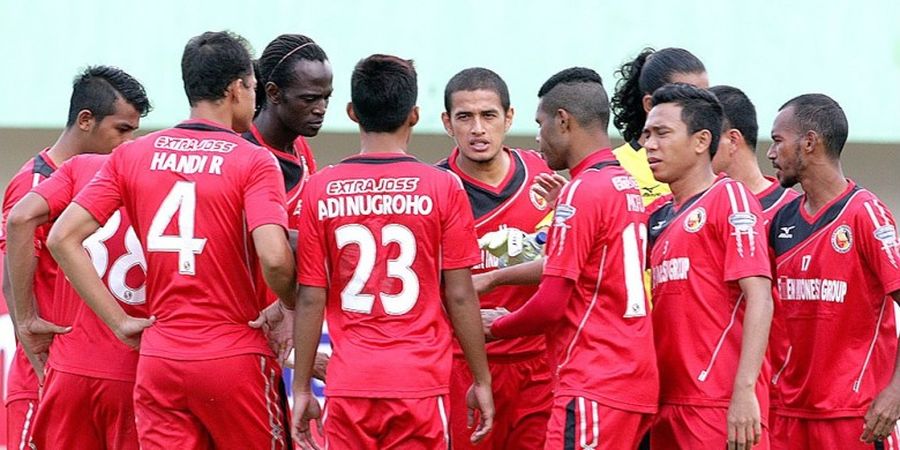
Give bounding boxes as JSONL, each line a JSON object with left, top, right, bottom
{"left": 253, "top": 112, "right": 296, "bottom": 153}
{"left": 670, "top": 164, "right": 717, "bottom": 207}
{"left": 189, "top": 104, "right": 235, "bottom": 132}
{"left": 358, "top": 129, "right": 410, "bottom": 155}
{"left": 566, "top": 133, "right": 612, "bottom": 170}
{"left": 728, "top": 151, "right": 771, "bottom": 195}
{"left": 800, "top": 162, "right": 847, "bottom": 216}
{"left": 455, "top": 148, "right": 510, "bottom": 187}
{"left": 45, "top": 128, "right": 84, "bottom": 166}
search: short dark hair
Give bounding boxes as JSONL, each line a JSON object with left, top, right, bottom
{"left": 255, "top": 34, "right": 329, "bottom": 113}
{"left": 351, "top": 54, "right": 417, "bottom": 133}
{"left": 181, "top": 31, "right": 254, "bottom": 107}
{"left": 537, "top": 67, "right": 609, "bottom": 130}
{"left": 611, "top": 47, "right": 706, "bottom": 142}
{"left": 66, "top": 66, "right": 151, "bottom": 127}
{"left": 443, "top": 68, "right": 510, "bottom": 113}
{"left": 709, "top": 85, "right": 758, "bottom": 151}
{"left": 651, "top": 83, "right": 723, "bottom": 157}
{"left": 779, "top": 94, "right": 848, "bottom": 159}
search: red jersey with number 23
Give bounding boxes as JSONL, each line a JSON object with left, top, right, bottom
{"left": 542, "top": 148, "right": 658, "bottom": 413}
{"left": 74, "top": 119, "right": 288, "bottom": 361}
{"left": 296, "top": 153, "right": 481, "bottom": 398}
{"left": 33, "top": 154, "right": 149, "bottom": 381}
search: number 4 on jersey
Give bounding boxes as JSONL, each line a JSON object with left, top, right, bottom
{"left": 148, "top": 181, "right": 207, "bottom": 275}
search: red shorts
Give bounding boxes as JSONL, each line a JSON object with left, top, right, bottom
{"left": 544, "top": 396, "right": 652, "bottom": 450}
{"left": 31, "top": 368, "right": 138, "bottom": 449}
{"left": 449, "top": 354, "right": 552, "bottom": 449}
{"left": 6, "top": 398, "right": 36, "bottom": 450}
{"left": 771, "top": 413, "right": 900, "bottom": 449}
{"left": 651, "top": 404, "right": 770, "bottom": 450}
{"left": 134, "top": 354, "right": 287, "bottom": 450}
{"left": 324, "top": 395, "right": 449, "bottom": 449}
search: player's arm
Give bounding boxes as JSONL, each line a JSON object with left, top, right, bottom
{"left": 1, "top": 255, "right": 12, "bottom": 324}
{"left": 253, "top": 225, "right": 297, "bottom": 307}
{"left": 7, "top": 193, "right": 71, "bottom": 371}
{"left": 728, "top": 275, "right": 773, "bottom": 449}
{"left": 47, "top": 204, "right": 153, "bottom": 350}
{"left": 474, "top": 259, "right": 544, "bottom": 295}
{"left": 485, "top": 275, "right": 573, "bottom": 339}
{"left": 861, "top": 289, "right": 900, "bottom": 443}
{"left": 444, "top": 267, "right": 494, "bottom": 443}
{"left": 290, "top": 284, "right": 325, "bottom": 446}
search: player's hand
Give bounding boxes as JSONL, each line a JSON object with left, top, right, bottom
{"left": 18, "top": 315, "right": 71, "bottom": 377}
{"left": 466, "top": 381, "right": 495, "bottom": 443}
{"left": 861, "top": 383, "right": 900, "bottom": 443}
{"left": 532, "top": 173, "right": 568, "bottom": 205}
{"left": 472, "top": 272, "right": 497, "bottom": 296}
{"left": 249, "top": 301, "right": 294, "bottom": 365}
{"left": 312, "top": 352, "right": 330, "bottom": 381}
{"left": 291, "top": 391, "right": 323, "bottom": 450}
{"left": 113, "top": 315, "right": 156, "bottom": 350}
{"left": 480, "top": 307, "right": 509, "bottom": 341}
{"left": 726, "top": 387, "right": 761, "bottom": 450}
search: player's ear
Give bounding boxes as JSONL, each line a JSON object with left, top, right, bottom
{"left": 504, "top": 107, "right": 515, "bottom": 132}
{"left": 695, "top": 129, "right": 713, "bottom": 156}
{"left": 727, "top": 129, "right": 741, "bottom": 156}
{"left": 642, "top": 94, "right": 653, "bottom": 114}
{"left": 346, "top": 102, "right": 359, "bottom": 123}
{"left": 75, "top": 109, "right": 95, "bottom": 132}
{"left": 556, "top": 109, "right": 570, "bottom": 133}
{"left": 265, "top": 81, "right": 281, "bottom": 105}
{"left": 803, "top": 130, "right": 819, "bottom": 155}
{"left": 441, "top": 111, "right": 453, "bottom": 136}
{"left": 408, "top": 106, "right": 420, "bottom": 127}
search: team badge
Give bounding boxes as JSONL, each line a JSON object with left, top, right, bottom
{"left": 683, "top": 207, "right": 707, "bottom": 233}
{"left": 529, "top": 187, "right": 549, "bottom": 211}
{"left": 831, "top": 225, "right": 853, "bottom": 253}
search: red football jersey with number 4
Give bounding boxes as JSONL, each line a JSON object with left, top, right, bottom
{"left": 33, "top": 154, "right": 148, "bottom": 381}
{"left": 296, "top": 153, "right": 481, "bottom": 398}
{"left": 74, "top": 119, "right": 288, "bottom": 361}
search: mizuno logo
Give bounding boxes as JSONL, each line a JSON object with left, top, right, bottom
{"left": 642, "top": 184, "right": 661, "bottom": 195}
{"left": 652, "top": 220, "right": 667, "bottom": 231}
{"left": 778, "top": 226, "right": 796, "bottom": 239}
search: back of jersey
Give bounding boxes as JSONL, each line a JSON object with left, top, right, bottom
{"left": 74, "top": 119, "right": 287, "bottom": 360}
{"left": 297, "top": 153, "right": 480, "bottom": 398}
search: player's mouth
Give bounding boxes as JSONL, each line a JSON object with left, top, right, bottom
{"left": 647, "top": 156, "right": 662, "bottom": 170}
{"left": 306, "top": 120, "right": 324, "bottom": 129}
{"left": 469, "top": 139, "right": 490, "bottom": 152}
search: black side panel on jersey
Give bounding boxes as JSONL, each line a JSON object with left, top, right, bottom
{"left": 439, "top": 151, "right": 527, "bottom": 220}
{"left": 32, "top": 154, "right": 55, "bottom": 178}
{"left": 759, "top": 185, "right": 789, "bottom": 211}
{"left": 241, "top": 131, "right": 304, "bottom": 192}
{"left": 769, "top": 185, "right": 860, "bottom": 257}
{"left": 647, "top": 191, "right": 703, "bottom": 251}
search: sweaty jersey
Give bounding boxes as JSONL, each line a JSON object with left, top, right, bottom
{"left": 438, "top": 147, "right": 552, "bottom": 358}
{"left": 296, "top": 152, "right": 481, "bottom": 398}
{"left": 542, "top": 149, "right": 658, "bottom": 413}
{"left": 613, "top": 140, "right": 669, "bottom": 206}
{"left": 1, "top": 149, "right": 59, "bottom": 403}
{"left": 648, "top": 175, "right": 771, "bottom": 411}
{"left": 33, "top": 154, "right": 149, "bottom": 381}
{"left": 74, "top": 119, "right": 288, "bottom": 361}
{"left": 769, "top": 180, "right": 900, "bottom": 418}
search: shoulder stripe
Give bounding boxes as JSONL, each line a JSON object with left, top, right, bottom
{"left": 563, "top": 179, "right": 583, "bottom": 205}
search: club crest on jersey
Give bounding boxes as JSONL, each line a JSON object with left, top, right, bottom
{"left": 683, "top": 207, "right": 707, "bottom": 233}
{"left": 831, "top": 225, "right": 853, "bottom": 253}
{"left": 553, "top": 204, "right": 576, "bottom": 226}
{"left": 529, "top": 187, "right": 549, "bottom": 211}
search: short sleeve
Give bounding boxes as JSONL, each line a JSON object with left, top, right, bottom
{"left": 73, "top": 153, "right": 124, "bottom": 225}
{"left": 440, "top": 174, "right": 481, "bottom": 270}
{"left": 296, "top": 177, "right": 328, "bottom": 287}
{"left": 855, "top": 197, "right": 900, "bottom": 296}
{"left": 244, "top": 151, "right": 288, "bottom": 232}
{"left": 718, "top": 181, "right": 772, "bottom": 282}
{"left": 33, "top": 160, "right": 77, "bottom": 220}
{"left": 543, "top": 178, "right": 599, "bottom": 281}
{"left": 0, "top": 173, "right": 34, "bottom": 250}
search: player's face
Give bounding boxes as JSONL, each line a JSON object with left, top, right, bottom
{"left": 275, "top": 59, "right": 333, "bottom": 137}
{"left": 535, "top": 102, "right": 567, "bottom": 171}
{"left": 643, "top": 103, "right": 698, "bottom": 184}
{"left": 442, "top": 89, "right": 512, "bottom": 164}
{"left": 767, "top": 108, "right": 803, "bottom": 188}
{"left": 233, "top": 72, "right": 257, "bottom": 133}
{"left": 711, "top": 128, "right": 733, "bottom": 175}
{"left": 87, "top": 98, "right": 140, "bottom": 153}
{"left": 669, "top": 71, "right": 709, "bottom": 89}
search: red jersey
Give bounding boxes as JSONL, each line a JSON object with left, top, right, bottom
{"left": 296, "top": 153, "right": 481, "bottom": 398}
{"left": 1, "top": 149, "right": 59, "bottom": 403}
{"left": 33, "top": 153, "right": 148, "bottom": 381}
{"left": 769, "top": 180, "right": 900, "bottom": 418}
{"left": 73, "top": 119, "right": 288, "bottom": 361}
{"left": 648, "top": 175, "right": 771, "bottom": 410}
{"left": 541, "top": 149, "right": 658, "bottom": 413}
{"left": 438, "top": 147, "right": 552, "bottom": 358}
